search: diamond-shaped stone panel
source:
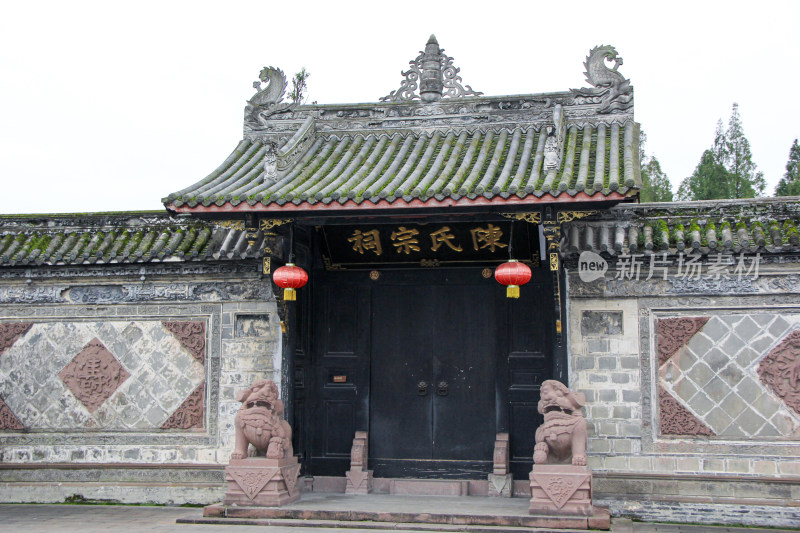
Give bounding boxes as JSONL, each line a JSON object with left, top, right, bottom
{"left": 758, "top": 329, "right": 800, "bottom": 417}
{"left": 0, "top": 320, "right": 205, "bottom": 430}
{"left": 0, "top": 323, "right": 32, "bottom": 357}
{"left": 161, "top": 383, "right": 204, "bottom": 429}
{"left": 659, "top": 314, "right": 800, "bottom": 439}
{"left": 58, "top": 337, "right": 130, "bottom": 413}
{"left": 162, "top": 321, "right": 206, "bottom": 365}
{"left": 657, "top": 317, "right": 709, "bottom": 367}
{"left": 0, "top": 396, "right": 24, "bottom": 429}
{"left": 658, "top": 386, "right": 714, "bottom": 436}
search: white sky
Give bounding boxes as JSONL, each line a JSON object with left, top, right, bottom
{"left": 1, "top": 0, "right": 798, "bottom": 214}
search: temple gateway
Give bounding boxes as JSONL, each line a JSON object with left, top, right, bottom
{"left": 0, "top": 37, "right": 798, "bottom": 526}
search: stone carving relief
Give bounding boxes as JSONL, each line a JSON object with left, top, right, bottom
{"left": 381, "top": 35, "right": 482, "bottom": 102}
{"left": 758, "top": 330, "right": 800, "bottom": 417}
{"left": 570, "top": 45, "right": 633, "bottom": 114}
{"left": 658, "top": 386, "right": 714, "bottom": 436}
{"left": 232, "top": 379, "right": 293, "bottom": 460}
{"left": 533, "top": 380, "right": 588, "bottom": 466}
{"left": 0, "top": 323, "right": 32, "bottom": 356}
{"left": 161, "top": 383, "right": 204, "bottom": 430}
{"left": 0, "top": 397, "right": 23, "bottom": 430}
{"left": 656, "top": 316, "right": 709, "bottom": 366}
{"left": 263, "top": 144, "right": 278, "bottom": 184}
{"left": 58, "top": 338, "right": 130, "bottom": 414}
{"left": 162, "top": 320, "right": 206, "bottom": 365}
{"left": 244, "top": 66, "right": 297, "bottom": 129}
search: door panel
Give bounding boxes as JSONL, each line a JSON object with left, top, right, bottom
{"left": 431, "top": 283, "right": 496, "bottom": 462}
{"left": 309, "top": 280, "right": 371, "bottom": 475}
{"left": 370, "top": 285, "right": 433, "bottom": 460}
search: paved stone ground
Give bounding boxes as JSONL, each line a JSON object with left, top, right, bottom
{"left": 0, "top": 504, "right": 798, "bottom": 533}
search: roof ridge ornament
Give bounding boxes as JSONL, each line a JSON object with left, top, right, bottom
{"left": 380, "top": 35, "right": 483, "bottom": 103}
{"left": 570, "top": 45, "right": 633, "bottom": 114}
{"left": 245, "top": 66, "right": 297, "bottom": 128}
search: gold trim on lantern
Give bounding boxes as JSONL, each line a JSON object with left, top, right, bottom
{"left": 506, "top": 285, "right": 520, "bottom": 298}
{"left": 284, "top": 288, "right": 297, "bottom": 301}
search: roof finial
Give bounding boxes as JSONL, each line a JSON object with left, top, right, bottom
{"left": 380, "top": 36, "right": 483, "bottom": 103}
{"left": 420, "top": 35, "right": 443, "bottom": 103}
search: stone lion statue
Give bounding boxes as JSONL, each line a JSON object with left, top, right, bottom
{"left": 533, "top": 380, "right": 587, "bottom": 466}
{"left": 231, "top": 379, "right": 293, "bottom": 460}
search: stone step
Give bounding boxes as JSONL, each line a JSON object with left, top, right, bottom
{"left": 198, "top": 500, "right": 611, "bottom": 530}
{"left": 181, "top": 516, "right": 593, "bottom": 532}
{"left": 389, "top": 479, "right": 470, "bottom": 496}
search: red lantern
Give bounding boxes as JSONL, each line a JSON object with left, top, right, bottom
{"left": 495, "top": 260, "right": 532, "bottom": 298}
{"left": 272, "top": 263, "right": 308, "bottom": 301}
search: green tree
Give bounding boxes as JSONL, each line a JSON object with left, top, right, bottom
{"left": 638, "top": 129, "right": 673, "bottom": 202}
{"left": 724, "top": 103, "right": 765, "bottom": 197}
{"left": 775, "top": 139, "right": 800, "bottom": 196}
{"left": 288, "top": 68, "right": 310, "bottom": 104}
{"left": 640, "top": 156, "right": 674, "bottom": 202}
{"left": 677, "top": 103, "right": 764, "bottom": 200}
{"left": 677, "top": 149, "right": 733, "bottom": 200}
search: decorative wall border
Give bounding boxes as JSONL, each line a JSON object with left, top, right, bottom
{"left": 0, "top": 303, "right": 221, "bottom": 446}
{"left": 638, "top": 296, "right": 800, "bottom": 457}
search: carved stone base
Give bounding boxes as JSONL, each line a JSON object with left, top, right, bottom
{"left": 345, "top": 469, "right": 373, "bottom": 494}
{"left": 223, "top": 457, "right": 300, "bottom": 507}
{"left": 487, "top": 473, "right": 513, "bottom": 497}
{"left": 529, "top": 464, "right": 593, "bottom": 516}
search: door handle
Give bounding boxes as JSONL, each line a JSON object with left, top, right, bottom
{"left": 418, "top": 381, "right": 428, "bottom": 396}
{"left": 437, "top": 381, "right": 449, "bottom": 396}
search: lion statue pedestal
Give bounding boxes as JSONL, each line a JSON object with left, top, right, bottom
{"left": 222, "top": 379, "right": 300, "bottom": 507}
{"left": 528, "top": 380, "right": 610, "bottom": 529}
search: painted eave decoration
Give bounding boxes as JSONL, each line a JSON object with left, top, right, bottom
{"left": 164, "top": 40, "right": 641, "bottom": 215}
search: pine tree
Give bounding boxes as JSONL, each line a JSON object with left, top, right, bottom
{"left": 724, "top": 103, "right": 765, "bottom": 198}
{"left": 775, "top": 139, "right": 800, "bottom": 196}
{"left": 677, "top": 103, "right": 764, "bottom": 200}
{"left": 638, "top": 129, "right": 673, "bottom": 202}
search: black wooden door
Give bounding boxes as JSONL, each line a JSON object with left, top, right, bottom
{"left": 369, "top": 271, "right": 497, "bottom": 478}
{"left": 307, "top": 266, "right": 551, "bottom": 479}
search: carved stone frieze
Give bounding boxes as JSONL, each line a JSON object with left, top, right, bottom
{"left": 0, "top": 262, "right": 256, "bottom": 281}
{"left": 58, "top": 338, "right": 130, "bottom": 414}
{"left": 161, "top": 383, "right": 204, "bottom": 430}
{"left": 656, "top": 317, "right": 709, "bottom": 367}
{"left": 0, "top": 323, "right": 32, "bottom": 357}
{"left": 658, "top": 386, "right": 714, "bottom": 437}
{"left": 0, "top": 397, "right": 23, "bottom": 430}
{"left": 667, "top": 277, "right": 758, "bottom": 294}
{"left": 0, "top": 280, "right": 271, "bottom": 305}
{"left": 758, "top": 330, "right": 800, "bottom": 417}
{"left": 163, "top": 321, "right": 206, "bottom": 365}
{"left": 570, "top": 45, "right": 633, "bottom": 114}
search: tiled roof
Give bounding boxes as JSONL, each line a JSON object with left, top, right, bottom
{"left": 0, "top": 213, "right": 266, "bottom": 267}
{"left": 165, "top": 122, "right": 640, "bottom": 212}
{"left": 561, "top": 198, "right": 800, "bottom": 257}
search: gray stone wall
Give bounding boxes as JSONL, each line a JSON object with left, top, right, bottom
{"left": 0, "top": 264, "right": 281, "bottom": 503}
{"left": 567, "top": 263, "right": 800, "bottom": 524}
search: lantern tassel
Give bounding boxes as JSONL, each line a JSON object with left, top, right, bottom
{"left": 284, "top": 288, "right": 297, "bottom": 301}
{"left": 506, "top": 285, "right": 520, "bottom": 299}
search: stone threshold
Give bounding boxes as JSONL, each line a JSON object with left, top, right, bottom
{"left": 197, "top": 493, "right": 610, "bottom": 530}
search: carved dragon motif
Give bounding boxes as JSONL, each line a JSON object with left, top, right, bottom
{"left": 571, "top": 45, "right": 633, "bottom": 114}
{"left": 244, "top": 67, "right": 297, "bottom": 128}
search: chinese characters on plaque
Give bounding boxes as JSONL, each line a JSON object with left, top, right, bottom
{"left": 348, "top": 224, "right": 507, "bottom": 257}
{"left": 322, "top": 222, "right": 537, "bottom": 269}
